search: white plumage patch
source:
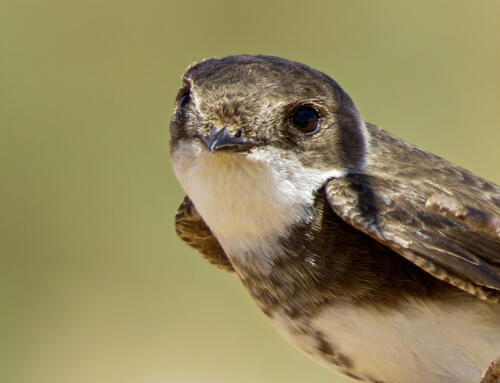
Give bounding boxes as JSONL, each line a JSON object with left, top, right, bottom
{"left": 271, "top": 297, "right": 500, "bottom": 383}
{"left": 171, "top": 139, "right": 342, "bottom": 265}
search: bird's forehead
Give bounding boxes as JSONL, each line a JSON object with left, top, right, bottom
{"left": 183, "top": 55, "right": 337, "bottom": 108}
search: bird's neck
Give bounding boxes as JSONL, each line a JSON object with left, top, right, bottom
{"left": 176, "top": 147, "right": 454, "bottom": 311}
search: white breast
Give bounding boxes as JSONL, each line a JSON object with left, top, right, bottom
{"left": 271, "top": 297, "right": 500, "bottom": 383}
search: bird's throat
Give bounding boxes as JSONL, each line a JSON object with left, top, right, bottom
{"left": 172, "top": 143, "right": 341, "bottom": 249}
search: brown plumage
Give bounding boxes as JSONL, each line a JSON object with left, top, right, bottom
{"left": 173, "top": 55, "right": 500, "bottom": 303}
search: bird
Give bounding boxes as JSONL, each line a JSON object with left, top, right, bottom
{"left": 169, "top": 54, "right": 500, "bottom": 383}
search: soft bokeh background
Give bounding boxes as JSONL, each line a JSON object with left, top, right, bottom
{"left": 1, "top": 1, "right": 499, "bottom": 382}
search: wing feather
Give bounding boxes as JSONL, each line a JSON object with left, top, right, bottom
{"left": 325, "top": 124, "right": 500, "bottom": 302}
{"left": 175, "top": 196, "right": 234, "bottom": 272}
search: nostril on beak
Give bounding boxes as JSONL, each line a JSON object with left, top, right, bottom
{"left": 209, "top": 125, "right": 219, "bottom": 136}
{"left": 234, "top": 129, "right": 243, "bottom": 138}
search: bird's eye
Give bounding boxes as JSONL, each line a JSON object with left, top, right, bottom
{"left": 292, "top": 105, "right": 321, "bottom": 134}
{"left": 178, "top": 92, "right": 190, "bottom": 108}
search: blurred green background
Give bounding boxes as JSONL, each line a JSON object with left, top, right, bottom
{"left": 1, "top": 1, "right": 499, "bottom": 382}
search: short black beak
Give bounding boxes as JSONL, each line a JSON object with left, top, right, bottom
{"left": 199, "top": 126, "right": 256, "bottom": 152}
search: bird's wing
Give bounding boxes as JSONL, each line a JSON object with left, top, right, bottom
{"left": 175, "top": 196, "right": 234, "bottom": 272}
{"left": 325, "top": 124, "right": 500, "bottom": 302}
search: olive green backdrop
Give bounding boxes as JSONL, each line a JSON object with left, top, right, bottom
{"left": 1, "top": 1, "right": 499, "bottom": 382}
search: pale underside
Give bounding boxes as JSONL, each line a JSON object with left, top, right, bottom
{"left": 272, "top": 298, "right": 500, "bottom": 383}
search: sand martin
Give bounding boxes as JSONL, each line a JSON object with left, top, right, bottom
{"left": 170, "top": 55, "right": 500, "bottom": 383}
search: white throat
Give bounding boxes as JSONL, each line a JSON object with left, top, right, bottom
{"left": 172, "top": 141, "right": 342, "bottom": 257}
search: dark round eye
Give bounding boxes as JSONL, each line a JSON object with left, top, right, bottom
{"left": 292, "top": 106, "right": 321, "bottom": 134}
{"left": 178, "top": 92, "right": 190, "bottom": 108}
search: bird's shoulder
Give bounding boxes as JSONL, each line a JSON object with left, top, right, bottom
{"left": 326, "top": 123, "right": 500, "bottom": 302}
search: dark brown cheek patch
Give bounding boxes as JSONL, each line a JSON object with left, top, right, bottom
{"left": 336, "top": 107, "right": 367, "bottom": 171}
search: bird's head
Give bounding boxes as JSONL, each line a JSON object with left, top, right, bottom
{"left": 169, "top": 55, "right": 368, "bottom": 243}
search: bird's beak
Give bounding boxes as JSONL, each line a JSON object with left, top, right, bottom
{"left": 198, "top": 126, "right": 256, "bottom": 152}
